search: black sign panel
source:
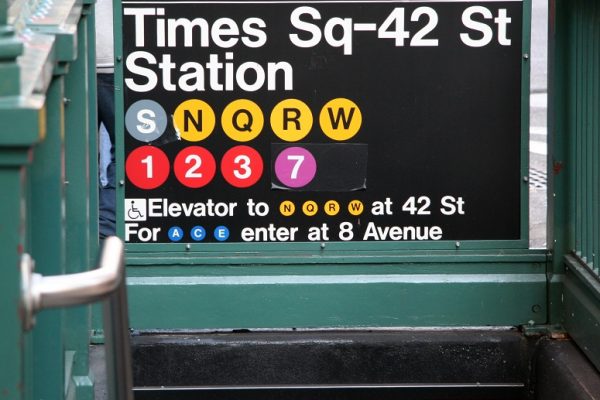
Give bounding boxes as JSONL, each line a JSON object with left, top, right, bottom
{"left": 121, "top": 0, "right": 523, "bottom": 244}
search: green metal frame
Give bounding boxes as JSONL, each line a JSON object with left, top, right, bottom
{"left": 549, "top": 0, "right": 600, "bottom": 372}
{"left": 110, "top": 0, "right": 550, "bottom": 331}
{"left": 29, "top": 66, "right": 68, "bottom": 400}
{"left": 0, "top": 2, "right": 50, "bottom": 398}
{"left": 0, "top": 0, "right": 99, "bottom": 398}
{"left": 114, "top": 0, "right": 533, "bottom": 254}
{"left": 64, "top": 2, "right": 97, "bottom": 397}
{"left": 124, "top": 252, "right": 547, "bottom": 329}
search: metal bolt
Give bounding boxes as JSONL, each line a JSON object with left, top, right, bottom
{"left": 320, "top": 242, "right": 326, "bottom": 249}
{"left": 455, "top": 241, "right": 461, "bottom": 248}
{"left": 119, "top": 180, "right": 125, "bottom": 186}
{"left": 523, "top": 176, "right": 529, "bottom": 182}
{"left": 523, "top": 53, "right": 529, "bottom": 60}
{"left": 63, "top": 97, "right": 71, "bottom": 105}
{"left": 116, "top": 56, "right": 122, "bottom": 62}
{"left": 531, "top": 304, "right": 542, "bottom": 313}
{"left": 64, "top": 180, "right": 69, "bottom": 185}
{"left": 186, "top": 244, "right": 191, "bottom": 251}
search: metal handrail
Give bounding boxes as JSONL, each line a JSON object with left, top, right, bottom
{"left": 20, "top": 236, "right": 133, "bottom": 400}
{"left": 23, "top": 236, "right": 124, "bottom": 312}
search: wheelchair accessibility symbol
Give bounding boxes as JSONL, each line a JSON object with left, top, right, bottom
{"left": 125, "top": 199, "right": 147, "bottom": 221}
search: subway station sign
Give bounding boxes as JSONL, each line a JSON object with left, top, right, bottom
{"left": 121, "top": 0, "right": 524, "bottom": 244}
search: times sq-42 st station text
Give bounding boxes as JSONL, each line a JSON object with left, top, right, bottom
{"left": 123, "top": 5, "right": 514, "bottom": 93}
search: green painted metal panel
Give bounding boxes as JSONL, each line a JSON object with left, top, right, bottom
{"left": 87, "top": 2, "right": 99, "bottom": 264}
{"left": 65, "top": 352, "right": 94, "bottom": 400}
{"left": 0, "top": 4, "right": 52, "bottom": 399}
{"left": 0, "top": 24, "right": 23, "bottom": 96}
{"left": 9, "top": 16, "right": 97, "bottom": 396}
{"left": 87, "top": 1, "right": 104, "bottom": 343}
{"left": 547, "top": 0, "right": 570, "bottom": 325}
{"left": 563, "top": 256, "right": 600, "bottom": 373}
{"left": 127, "top": 270, "right": 547, "bottom": 329}
{"left": 568, "top": 0, "right": 600, "bottom": 270}
{"left": 549, "top": 0, "right": 600, "bottom": 371}
{"left": 2, "top": 0, "right": 105, "bottom": 398}
{"left": 29, "top": 74, "right": 67, "bottom": 400}
{"left": 124, "top": 255, "right": 547, "bottom": 329}
{"left": 63, "top": 9, "right": 94, "bottom": 382}
{"left": 125, "top": 249, "right": 547, "bottom": 267}
{"left": 521, "top": 0, "right": 532, "bottom": 244}
{"left": 0, "top": 167, "right": 27, "bottom": 399}
{"left": 0, "top": 63, "right": 21, "bottom": 95}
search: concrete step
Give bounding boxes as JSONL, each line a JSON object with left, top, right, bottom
{"left": 91, "top": 329, "right": 600, "bottom": 400}
{"left": 131, "top": 329, "right": 533, "bottom": 399}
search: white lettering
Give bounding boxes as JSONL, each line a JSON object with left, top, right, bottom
{"left": 495, "top": 9, "right": 512, "bottom": 45}
{"left": 125, "top": 223, "right": 161, "bottom": 242}
{"left": 124, "top": 9, "right": 267, "bottom": 49}
{"left": 440, "top": 196, "right": 466, "bottom": 215}
{"left": 125, "top": 52, "right": 293, "bottom": 92}
{"left": 460, "top": 6, "right": 494, "bottom": 47}
{"left": 242, "top": 18, "right": 267, "bottom": 47}
{"left": 147, "top": 198, "right": 238, "bottom": 217}
{"left": 211, "top": 17, "right": 239, "bottom": 48}
{"left": 241, "top": 225, "right": 299, "bottom": 241}
{"left": 168, "top": 17, "right": 210, "bottom": 47}
{"left": 362, "top": 222, "right": 443, "bottom": 241}
{"left": 136, "top": 109, "right": 157, "bottom": 134}
{"left": 125, "top": 51, "right": 158, "bottom": 92}
{"left": 324, "top": 17, "right": 353, "bottom": 55}
{"left": 289, "top": 7, "right": 322, "bottom": 48}
{"left": 124, "top": 8, "right": 156, "bottom": 47}
{"left": 236, "top": 61, "right": 265, "bottom": 91}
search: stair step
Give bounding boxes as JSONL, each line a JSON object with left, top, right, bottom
{"left": 133, "top": 330, "right": 531, "bottom": 387}
{"left": 134, "top": 383, "right": 525, "bottom": 400}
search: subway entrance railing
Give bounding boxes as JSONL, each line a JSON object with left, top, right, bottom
{"left": 1, "top": 0, "right": 600, "bottom": 398}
